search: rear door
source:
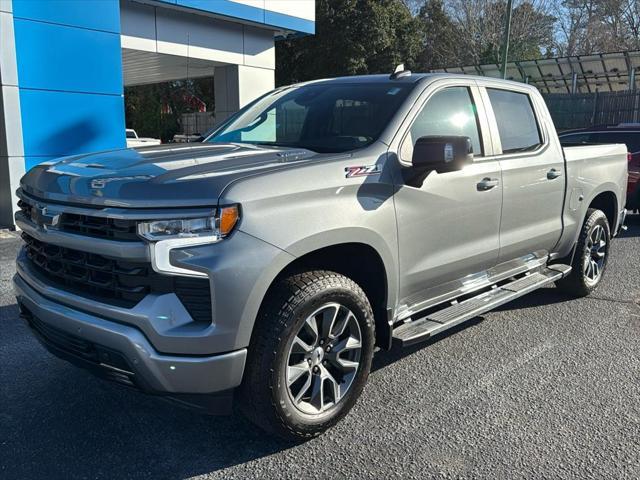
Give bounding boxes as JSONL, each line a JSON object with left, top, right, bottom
{"left": 479, "top": 84, "right": 565, "bottom": 263}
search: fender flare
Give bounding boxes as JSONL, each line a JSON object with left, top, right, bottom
{"left": 235, "top": 227, "right": 399, "bottom": 349}
{"left": 569, "top": 183, "right": 620, "bottom": 247}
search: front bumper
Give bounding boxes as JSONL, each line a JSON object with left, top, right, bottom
{"left": 14, "top": 273, "right": 247, "bottom": 400}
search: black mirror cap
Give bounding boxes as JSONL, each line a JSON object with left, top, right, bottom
{"left": 411, "top": 135, "right": 473, "bottom": 173}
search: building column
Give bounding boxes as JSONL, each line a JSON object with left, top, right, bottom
{"left": 0, "top": 0, "right": 25, "bottom": 228}
{"left": 214, "top": 65, "right": 275, "bottom": 123}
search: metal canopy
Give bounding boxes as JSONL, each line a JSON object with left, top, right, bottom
{"left": 122, "top": 49, "right": 222, "bottom": 86}
{"left": 434, "top": 50, "right": 640, "bottom": 94}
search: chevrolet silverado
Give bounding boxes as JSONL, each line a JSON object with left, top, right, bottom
{"left": 14, "top": 71, "right": 628, "bottom": 440}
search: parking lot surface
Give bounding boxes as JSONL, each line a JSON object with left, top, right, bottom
{"left": 1, "top": 217, "right": 639, "bottom": 479}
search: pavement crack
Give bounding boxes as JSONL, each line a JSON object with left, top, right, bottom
{"left": 584, "top": 295, "right": 638, "bottom": 306}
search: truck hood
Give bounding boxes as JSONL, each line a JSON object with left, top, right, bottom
{"left": 20, "top": 143, "right": 332, "bottom": 208}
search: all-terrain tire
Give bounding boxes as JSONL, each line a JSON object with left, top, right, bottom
{"left": 556, "top": 208, "right": 611, "bottom": 297}
{"left": 238, "top": 270, "right": 375, "bottom": 441}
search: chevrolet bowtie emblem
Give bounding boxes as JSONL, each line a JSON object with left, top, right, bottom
{"left": 31, "top": 205, "right": 60, "bottom": 229}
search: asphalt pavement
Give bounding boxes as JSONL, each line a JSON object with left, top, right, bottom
{"left": 1, "top": 217, "right": 639, "bottom": 479}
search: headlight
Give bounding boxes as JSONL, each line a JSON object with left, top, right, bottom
{"left": 138, "top": 205, "right": 240, "bottom": 277}
{"left": 137, "top": 205, "right": 240, "bottom": 241}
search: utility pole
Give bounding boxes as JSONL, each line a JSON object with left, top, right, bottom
{"left": 501, "top": 0, "right": 514, "bottom": 79}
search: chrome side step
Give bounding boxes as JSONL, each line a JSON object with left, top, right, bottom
{"left": 392, "top": 265, "right": 571, "bottom": 347}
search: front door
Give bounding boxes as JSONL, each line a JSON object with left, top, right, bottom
{"left": 392, "top": 82, "right": 503, "bottom": 312}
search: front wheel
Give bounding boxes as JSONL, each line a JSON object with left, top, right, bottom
{"left": 556, "top": 208, "right": 611, "bottom": 297}
{"left": 238, "top": 270, "right": 375, "bottom": 441}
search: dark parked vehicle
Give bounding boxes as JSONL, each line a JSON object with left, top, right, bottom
{"left": 560, "top": 124, "right": 640, "bottom": 210}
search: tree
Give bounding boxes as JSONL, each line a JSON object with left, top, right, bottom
{"left": 554, "top": 0, "right": 640, "bottom": 55}
{"left": 416, "top": 0, "right": 463, "bottom": 70}
{"left": 443, "top": 0, "right": 556, "bottom": 66}
{"left": 275, "top": 0, "right": 423, "bottom": 85}
{"left": 489, "top": 0, "right": 556, "bottom": 63}
{"left": 621, "top": 0, "right": 640, "bottom": 50}
{"left": 555, "top": 0, "right": 606, "bottom": 55}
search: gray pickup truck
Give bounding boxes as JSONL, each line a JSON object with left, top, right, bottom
{"left": 14, "top": 71, "right": 628, "bottom": 440}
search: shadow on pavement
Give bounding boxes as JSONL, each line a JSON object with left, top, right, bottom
{"left": 493, "top": 286, "right": 573, "bottom": 311}
{"left": 371, "top": 317, "right": 484, "bottom": 373}
{"left": 0, "top": 304, "right": 296, "bottom": 479}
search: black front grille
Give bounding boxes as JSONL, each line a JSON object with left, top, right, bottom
{"left": 58, "top": 212, "right": 139, "bottom": 241}
{"left": 17, "top": 199, "right": 139, "bottom": 241}
{"left": 23, "top": 232, "right": 160, "bottom": 306}
{"left": 22, "top": 233, "right": 212, "bottom": 323}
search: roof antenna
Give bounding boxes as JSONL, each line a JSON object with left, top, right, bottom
{"left": 390, "top": 63, "right": 411, "bottom": 79}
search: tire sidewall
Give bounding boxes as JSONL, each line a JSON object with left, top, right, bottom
{"left": 270, "top": 285, "right": 375, "bottom": 431}
{"left": 576, "top": 210, "right": 611, "bottom": 292}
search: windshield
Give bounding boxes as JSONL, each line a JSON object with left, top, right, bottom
{"left": 206, "top": 83, "right": 413, "bottom": 153}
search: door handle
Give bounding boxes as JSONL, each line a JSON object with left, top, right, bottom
{"left": 547, "top": 168, "right": 562, "bottom": 180}
{"left": 477, "top": 177, "right": 499, "bottom": 191}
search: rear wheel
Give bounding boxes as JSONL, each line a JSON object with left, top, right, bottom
{"left": 238, "top": 270, "right": 375, "bottom": 441}
{"left": 556, "top": 208, "right": 610, "bottom": 297}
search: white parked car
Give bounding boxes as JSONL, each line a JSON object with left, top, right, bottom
{"left": 126, "top": 129, "right": 161, "bottom": 148}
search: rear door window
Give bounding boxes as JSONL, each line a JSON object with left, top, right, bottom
{"left": 487, "top": 89, "right": 542, "bottom": 154}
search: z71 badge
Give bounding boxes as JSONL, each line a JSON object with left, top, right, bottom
{"left": 344, "top": 164, "right": 381, "bottom": 178}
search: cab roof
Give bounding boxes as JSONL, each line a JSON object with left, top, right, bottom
{"left": 295, "top": 72, "right": 533, "bottom": 89}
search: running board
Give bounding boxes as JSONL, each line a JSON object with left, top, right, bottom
{"left": 392, "top": 265, "right": 571, "bottom": 347}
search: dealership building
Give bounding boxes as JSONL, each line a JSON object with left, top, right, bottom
{"left": 0, "top": 0, "right": 315, "bottom": 227}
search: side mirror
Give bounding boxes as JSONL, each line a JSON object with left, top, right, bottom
{"left": 411, "top": 135, "right": 473, "bottom": 174}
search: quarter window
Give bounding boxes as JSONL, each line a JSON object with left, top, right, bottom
{"left": 487, "top": 88, "right": 542, "bottom": 154}
{"left": 401, "top": 86, "right": 483, "bottom": 161}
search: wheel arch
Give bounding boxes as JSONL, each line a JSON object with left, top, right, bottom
{"left": 587, "top": 190, "right": 618, "bottom": 232}
{"left": 244, "top": 235, "right": 397, "bottom": 351}
{"left": 275, "top": 242, "right": 391, "bottom": 349}
{"left": 566, "top": 186, "right": 620, "bottom": 250}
